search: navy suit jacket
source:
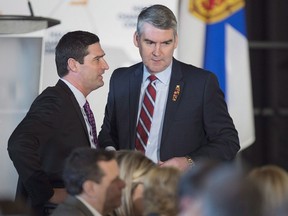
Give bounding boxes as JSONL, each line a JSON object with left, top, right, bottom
{"left": 99, "top": 59, "right": 239, "bottom": 161}
{"left": 8, "top": 80, "right": 91, "bottom": 211}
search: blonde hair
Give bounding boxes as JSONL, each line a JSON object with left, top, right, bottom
{"left": 248, "top": 165, "right": 288, "bottom": 214}
{"left": 143, "top": 166, "right": 181, "bottom": 216}
{"left": 114, "top": 150, "right": 155, "bottom": 216}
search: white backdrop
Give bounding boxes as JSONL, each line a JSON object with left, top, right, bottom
{"left": 0, "top": 0, "right": 178, "bottom": 199}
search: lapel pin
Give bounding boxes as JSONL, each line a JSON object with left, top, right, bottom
{"left": 172, "top": 85, "right": 180, "bottom": 101}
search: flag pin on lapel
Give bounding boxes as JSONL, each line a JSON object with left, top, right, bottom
{"left": 172, "top": 85, "right": 180, "bottom": 101}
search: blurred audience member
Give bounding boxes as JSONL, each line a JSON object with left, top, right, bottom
{"left": 248, "top": 165, "right": 288, "bottom": 216}
{"left": 177, "top": 160, "right": 222, "bottom": 216}
{"left": 143, "top": 166, "right": 180, "bottom": 216}
{"left": 178, "top": 161, "right": 263, "bottom": 216}
{"left": 51, "top": 148, "right": 125, "bottom": 216}
{"left": 113, "top": 150, "right": 155, "bottom": 216}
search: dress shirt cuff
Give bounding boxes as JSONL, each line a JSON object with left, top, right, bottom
{"left": 105, "top": 146, "right": 116, "bottom": 151}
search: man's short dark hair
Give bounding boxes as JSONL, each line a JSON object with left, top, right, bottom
{"left": 63, "top": 147, "right": 115, "bottom": 195}
{"left": 55, "top": 30, "right": 100, "bottom": 77}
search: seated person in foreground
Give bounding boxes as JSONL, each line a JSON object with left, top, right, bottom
{"left": 143, "top": 166, "right": 181, "bottom": 216}
{"left": 113, "top": 150, "right": 156, "bottom": 216}
{"left": 177, "top": 161, "right": 263, "bottom": 216}
{"left": 51, "top": 148, "right": 125, "bottom": 216}
{"left": 248, "top": 165, "right": 288, "bottom": 216}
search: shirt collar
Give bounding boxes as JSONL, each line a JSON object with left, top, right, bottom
{"left": 61, "top": 78, "right": 86, "bottom": 107}
{"left": 76, "top": 196, "right": 102, "bottom": 216}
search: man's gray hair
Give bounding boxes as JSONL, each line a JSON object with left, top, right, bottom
{"left": 136, "top": 4, "right": 177, "bottom": 36}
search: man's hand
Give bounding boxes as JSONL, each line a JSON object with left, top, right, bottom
{"left": 49, "top": 188, "right": 68, "bottom": 204}
{"left": 159, "top": 157, "right": 192, "bottom": 171}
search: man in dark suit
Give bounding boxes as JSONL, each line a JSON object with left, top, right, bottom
{"left": 51, "top": 148, "right": 125, "bottom": 216}
{"left": 98, "top": 4, "right": 239, "bottom": 171}
{"left": 8, "top": 30, "right": 109, "bottom": 215}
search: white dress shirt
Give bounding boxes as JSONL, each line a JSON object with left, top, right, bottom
{"left": 137, "top": 63, "right": 172, "bottom": 163}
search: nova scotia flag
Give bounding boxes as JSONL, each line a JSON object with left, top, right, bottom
{"left": 178, "top": 0, "right": 255, "bottom": 149}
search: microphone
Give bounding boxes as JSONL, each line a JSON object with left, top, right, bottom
{"left": 27, "top": 0, "right": 34, "bottom": 16}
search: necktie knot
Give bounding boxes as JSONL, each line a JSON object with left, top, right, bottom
{"left": 148, "top": 75, "right": 157, "bottom": 82}
{"left": 83, "top": 101, "right": 91, "bottom": 113}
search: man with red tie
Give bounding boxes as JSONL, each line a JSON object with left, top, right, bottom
{"left": 99, "top": 4, "right": 239, "bottom": 171}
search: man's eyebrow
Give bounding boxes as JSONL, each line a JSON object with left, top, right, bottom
{"left": 144, "top": 38, "right": 154, "bottom": 43}
{"left": 162, "top": 39, "right": 173, "bottom": 43}
{"left": 94, "top": 53, "right": 106, "bottom": 59}
{"left": 144, "top": 38, "right": 173, "bottom": 43}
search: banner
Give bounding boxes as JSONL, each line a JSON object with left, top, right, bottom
{"left": 178, "top": 0, "right": 255, "bottom": 150}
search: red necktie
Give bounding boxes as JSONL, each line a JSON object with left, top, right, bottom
{"left": 135, "top": 75, "right": 157, "bottom": 152}
{"left": 83, "top": 101, "right": 98, "bottom": 147}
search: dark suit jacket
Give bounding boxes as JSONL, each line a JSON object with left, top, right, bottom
{"left": 99, "top": 58, "right": 239, "bottom": 161}
{"left": 51, "top": 195, "right": 95, "bottom": 216}
{"left": 7, "top": 80, "right": 91, "bottom": 213}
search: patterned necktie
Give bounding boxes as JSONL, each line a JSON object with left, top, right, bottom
{"left": 135, "top": 75, "right": 157, "bottom": 153}
{"left": 83, "top": 101, "right": 98, "bottom": 147}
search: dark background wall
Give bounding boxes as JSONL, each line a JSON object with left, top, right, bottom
{"left": 240, "top": 0, "right": 288, "bottom": 170}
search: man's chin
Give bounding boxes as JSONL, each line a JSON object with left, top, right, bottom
{"left": 147, "top": 65, "right": 167, "bottom": 74}
{"left": 94, "top": 82, "right": 104, "bottom": 90}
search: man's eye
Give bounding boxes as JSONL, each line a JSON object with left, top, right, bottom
{"left": 163, "top": 41, "right": 172, "bottom": 45}
{"left": 146, "top": 41, "right": 154, "bottom": 45}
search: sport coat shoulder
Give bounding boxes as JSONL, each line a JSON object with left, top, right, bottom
{"left": 171, "top": 58, "right": 213, "bottom": 80}
{"left": 51, "top": 196, "right": 95, "bottom": 216}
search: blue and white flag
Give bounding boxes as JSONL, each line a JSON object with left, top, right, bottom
{"left": 178, "top": 0, "right": 255, "bottom": 150}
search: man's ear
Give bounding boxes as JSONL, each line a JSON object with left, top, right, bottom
{"left": 174, "top": 34, "right": 179, "bottom": 49}
{"left": 133, "top": 31, "right": 140, "bottom": 48}
{"left": 67, "top": 58, "right": 78, "bottom": 72}
{"left": 83, "top": 180, "right": 98, "bottom": 196}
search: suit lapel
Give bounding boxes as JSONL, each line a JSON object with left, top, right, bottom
{"left": 129, "top": 64, "right": 143, "bottom": 148}
{"left": 57, "top": 80, "right": 90, "bottom": 145}
{"left": 161, "top": 59, "right": 184, "bottom": 145}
